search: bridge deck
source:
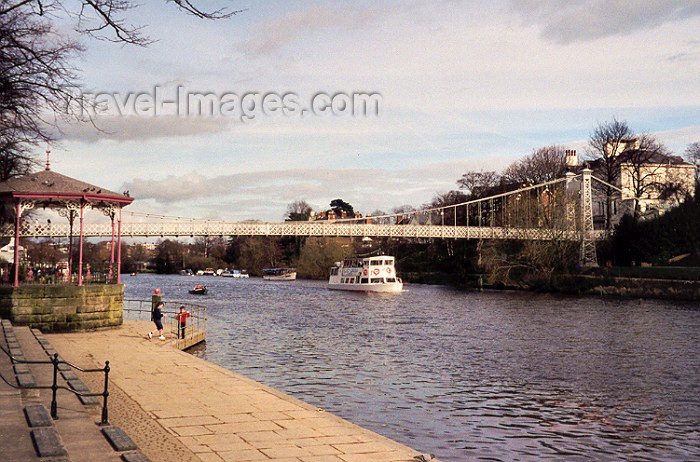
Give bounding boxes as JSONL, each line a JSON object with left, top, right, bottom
{"left": 0, "top": 221, "right": 606, "bottom": 240}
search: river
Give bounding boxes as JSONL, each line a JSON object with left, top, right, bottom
{"left": 124, "top": 274, "right": 700, "bottom": 461}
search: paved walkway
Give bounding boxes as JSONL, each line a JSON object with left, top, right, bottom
{"left": 47, "top": 321, "right": 427, "bottom": 462}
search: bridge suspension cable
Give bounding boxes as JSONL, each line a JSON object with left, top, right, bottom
{"left": 0, "top": 172, "right": 605, "bottom": 267}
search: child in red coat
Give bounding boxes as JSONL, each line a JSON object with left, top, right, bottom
{"left": 175, "top": 306, "right": 191, "bottom": 339}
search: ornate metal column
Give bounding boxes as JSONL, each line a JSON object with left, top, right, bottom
{"left": 13, "top": 199, "right": 35, "bottom": 287}
{"left": 13, "top": 200, "right": 21, "bottom": 287}
{"left": 116, "top": 205, "right": 123, "bottom": 284}
{"left": 102, "top": 206, "right": 116, "bottom": 283}
{"left": 57, "top": 203, "right": 79, "bottom": 282}
{"left": 78, "top": 201, "right": 85, "bottom": 286}
{"left": 580, "top": 168, "right": 598, "bottom": 267}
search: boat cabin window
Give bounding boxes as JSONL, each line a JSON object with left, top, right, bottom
{"left": 361, "top": 278, "right": 368, "bottom": 284}
{"left": 386, "top": 277, "right": 396, "bottom": 283}
{"left": 370, "top": 278, "right": 383, "bottom": 283}
{"left": 370, "top": 260, "right": 381, "bottom": 266}
{"left": 384, "top": 260, "right": 393, "bottom": 265}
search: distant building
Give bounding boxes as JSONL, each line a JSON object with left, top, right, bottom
{"left": 567, "top": 142, "right": 696, "bottom": 226}
{"left": 0, "top": 238, "right": 27, "bottom": 264}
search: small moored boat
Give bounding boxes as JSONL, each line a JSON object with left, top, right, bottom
{"left": 262, "top": 268, "right": 297, "bottom": 281}
{"left": 189, "top": 285, "right": 208, "bottom": 295}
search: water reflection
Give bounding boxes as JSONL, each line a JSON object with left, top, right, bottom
{"left": 125, "top": 275, "right": 700, "bottom": 461}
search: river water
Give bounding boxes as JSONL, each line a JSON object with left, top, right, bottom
{"left": 124, "top": 274, "right": 700, "bottom": 461}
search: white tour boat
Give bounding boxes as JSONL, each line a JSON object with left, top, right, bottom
{"left": 328, "top": 256, "right": 403, "bottom": 293}
{"left": 262, "top": 267, "right": 297, "bottom": 281}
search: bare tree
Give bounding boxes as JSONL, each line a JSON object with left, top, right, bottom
{"left": 503, "top": 145, "right": 567, "bottom": 185}
{"left": 457, "top": 170, "right": 500, "bottom": 199}
{"left": 619, "top": 134, "right": 670, "bottom": 217}
{"left": 587, "top": 118, "right": 634, "bottom": 229}
{"left": 368, "top": 210, "right": 391, "bottom": 225}
{"left": 0, "top": 134, "right": 38, "bottom": 181}
{"left": 0, "top": 6, "right": 85, "bottom": 147}
{"left": 0, "top": 0, "right": 243, "bottom": 180}
{"left": 481, "top": 184, "right": 580, "bottom": 287}
{"left": 685, "top": 142, "right": 700, "bottom": 186}
{"left": 0, "top": 1, "right": 243, "bottom": 46}
{"left": 285, "top": 200, "right": 313, "bottom": 221}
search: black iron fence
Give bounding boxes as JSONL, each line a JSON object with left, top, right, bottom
{"left": 0, "top": 343, "right": 111, "bottom": 425}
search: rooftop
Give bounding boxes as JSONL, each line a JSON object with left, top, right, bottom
{"left": 0, "top": 170, "right": 133, "bottom": 205}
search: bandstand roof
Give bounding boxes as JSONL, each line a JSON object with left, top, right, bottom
{"left": 0, "top": 169, "right": 133, "bottom": 206}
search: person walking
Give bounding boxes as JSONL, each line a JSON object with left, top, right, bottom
{"left": 148, "top": 301, "right": 166, "bottom": 340}
{"left": 151, "top": 288, "right": 162, "bottom": 321}
{"left": 175, "top": 305, "right": 191, "bottom": 339}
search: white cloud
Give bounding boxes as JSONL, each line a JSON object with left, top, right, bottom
{"left": 47, "top": 0, "right": 700, "bottom": 222}
{"left": 238, "top": 4, "right": 392, "bottom": 55}
{"left": 510, "top": 0, "right": 700, "bottom": 44}
{"left": 119, "top": 159, "right": 511, "bottom": 221}
{"left": 58, "top": 115, "right": 232, "bottom": 143}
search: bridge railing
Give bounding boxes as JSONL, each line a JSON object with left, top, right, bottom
{"left": 0, "top": 173, "right": 612, "bottom": 242}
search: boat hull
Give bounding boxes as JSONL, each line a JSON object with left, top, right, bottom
{"left": 263, "top": 273, "right": 297, "bottom": 281}
{"left": 328, "top": 282, "right": 403, "bottom": 293}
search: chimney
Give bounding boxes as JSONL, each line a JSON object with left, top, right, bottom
{"left": 565, "top": 149, "right": 578, "bottom": 167}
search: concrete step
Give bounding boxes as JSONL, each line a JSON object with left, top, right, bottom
{"left": 13, "top": 326, "right": 123, "bottom": 462}
{"left": 0, "top": 321, "right": 42, "bottom": 461}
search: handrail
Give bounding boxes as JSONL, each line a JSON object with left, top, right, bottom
{"left": 0, "top": 342, "right": 110, "bottom": 424}
{"left": 123, "top": 299, "right": 207, "bottom": 350}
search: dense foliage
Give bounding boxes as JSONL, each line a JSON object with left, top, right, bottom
{"left": 613, "top": 194, "right": 700, "bottom": 265}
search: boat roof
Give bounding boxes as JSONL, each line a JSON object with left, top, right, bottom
{"left": 346, "top": 255, "right": 394, "bottom": 260}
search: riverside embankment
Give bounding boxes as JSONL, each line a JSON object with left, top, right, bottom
{"left": 123, "top": 275, "right": 700, "bottom": 461}
{"left": 401, "top": 271, "right": 700, "bottom": 301}
{"left": 47, "top": 320, "right": 427, "bottom": 462}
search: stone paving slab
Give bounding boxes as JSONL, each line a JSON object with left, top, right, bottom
{"left": 68, "top": 378, "right": 90, "bottom": 392}
{"left": 48, "top": 321, "right": 428, "bottom": 462}
{"left": 17, "top": 371, "right": 37, "bottom": 387}
{"left": 14, "top": 363, "right": 31, "bottom": 374}
{"left": 122, "top": 452, "right": 152, "bottom": 462}
{"left": 103, "top": 426, "right": 139, "bottom": 451}
{"left": 78, "top": 393, "right": 102, "bottom": 406}
{"left": 61, "top": 370, "right": 79, "bottom": 381}
{"left": 31, "top": 427, "right": 67, "bottom": 457}
{"left": 25, "top": 404, "right": 53, "bottom": 427}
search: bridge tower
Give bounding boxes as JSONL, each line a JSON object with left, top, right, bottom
{"left": 579, "top": 168, "right": 598, "bottom": 267}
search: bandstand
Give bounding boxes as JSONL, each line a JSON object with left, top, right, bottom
{"left": 0, "top": 164, "right": 133, "bottom": 332}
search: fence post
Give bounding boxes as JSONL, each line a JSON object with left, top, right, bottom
{"left": 51, "top": 353, "right": 59, "bottom": 419}
{"left": 100, "top": 360, "right": 110, "bottom": 425}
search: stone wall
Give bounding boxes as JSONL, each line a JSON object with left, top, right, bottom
{"left": 0, "top": 284, "right": 124, "bottom": 332}
{"left": 554, "top": 275, "right": 700, "bottom": 301}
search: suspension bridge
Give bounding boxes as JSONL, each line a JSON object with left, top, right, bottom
{"left": 1, "top": 169, "right": 613, "bottom": 266}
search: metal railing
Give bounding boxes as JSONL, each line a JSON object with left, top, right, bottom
{"left": 123, "top": 299, "right": 207, "bottom": 350}
{"left": 0, "top": 342, "right": 111, "bottom": 425}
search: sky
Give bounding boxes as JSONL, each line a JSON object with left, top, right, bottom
{"left": 48, "top": 0, "right": 700, "bottom": 222}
